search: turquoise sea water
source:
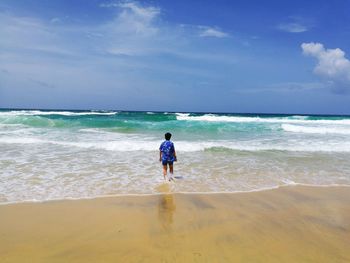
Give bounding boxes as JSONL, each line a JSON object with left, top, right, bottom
{"left": 1, "top": 109, "right": 350, "bottom": 203}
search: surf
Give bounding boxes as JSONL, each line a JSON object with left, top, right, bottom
{"left": 1, "top": 109, "right": 350, "bottom": 204}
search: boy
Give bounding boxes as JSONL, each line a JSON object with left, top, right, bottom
{"left": 159, "top": 132, "right": 177, "bottom": 181}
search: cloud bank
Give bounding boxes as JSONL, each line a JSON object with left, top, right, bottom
{"left": 302, "top": 42, "right": 350, "bottom": 93}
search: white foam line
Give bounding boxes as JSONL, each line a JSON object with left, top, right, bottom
{"left": 282, "top": 124, "right": 350, "bottom": 135}
{"left": 176, "top": 114, "right": 350, "bottom": 125}
{"left": 281, "top": 182, "right": 350, "bottom": 188}
{"left": 1, "top": 184, "right": 349, "bottom": 206}
{"left": 1, "top": 137, "right": 350, "bottom": 152}
{"left": 0, "top": 110, "right": 118, "bottom": 116}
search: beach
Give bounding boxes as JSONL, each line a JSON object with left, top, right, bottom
{"left": 1, "top": 185, "right": 349, "bottom": 262}
{"left": 1, "top": 110, "right": 350, "bottom": 262}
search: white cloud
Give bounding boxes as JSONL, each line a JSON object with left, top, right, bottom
{"left": 99, "top": 3, "right": 230, "bottom": 56}
{"left": 277, "top": 16, "right": 311, "bottom": 33}
{"left": 101, "top": 1, "right": 160, "bottom": 36}
{"left": 302, "top": 42, "right": 350, "bottom": 93}
{"left": 278, "top": 23, "right": 308, "bottom": 33}
{"left": 117, "top": 1, "right": 160, "bottom": 21}
{"left": 96, "top": 1, "right": 164, "bottom": 56}
{"left": 198, "top": 26, "right": 229, "bottom": 38}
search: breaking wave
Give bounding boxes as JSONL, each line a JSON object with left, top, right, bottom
{"left": 282, "top": 124, "right": 350, "bottom": 135}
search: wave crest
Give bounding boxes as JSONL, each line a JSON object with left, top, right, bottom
{"left": 2, "top": 137, "right": 350, "bottom": 153}
{"left": 0, "top": 110, "right": 118, "bottom": 116}
{"left": 176, "top": 114, "right": 350, "bottom": 125}
{"left": 282, "top": 124, "right": 350, "bottom": 135}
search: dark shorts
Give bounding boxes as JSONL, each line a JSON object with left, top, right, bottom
{"left": 162, "top": 160, "right": 173, "bottom": 166}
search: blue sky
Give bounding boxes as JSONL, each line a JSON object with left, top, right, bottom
{"left": 0, "top": 0, "right": 350, "bottom": 114}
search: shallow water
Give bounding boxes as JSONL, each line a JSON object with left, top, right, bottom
{"left": 1, "top": 109, "right": 350, "bottom": 203}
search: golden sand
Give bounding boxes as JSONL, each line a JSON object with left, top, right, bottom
{"left": 0, "top": 185, "right": 349, "bottom": 262}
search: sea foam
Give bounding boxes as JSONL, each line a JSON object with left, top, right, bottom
{"left": 0, "top": 110, "right": 118, "bottom": 116}
{"left": 176, "top": 114, "right": 350, "bottom": 125}
{"left": 282, "top": 124, "right": 350, "bottom": 135}
{"left": 1, "top": 110, "right": 350, "bottom": 204}
{"left": 1, "top": 136, "right": 350, "bottom": 152}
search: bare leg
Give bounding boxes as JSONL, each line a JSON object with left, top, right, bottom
{"left": 169, "top": 164, "right": 174, "bottom": 181}
{"left": 163, "top": 165, "right": 167, "bottom": 180}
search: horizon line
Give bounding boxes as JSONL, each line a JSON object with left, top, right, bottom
{"left": 1, "top": 107, "right": 350, "bottom": 117}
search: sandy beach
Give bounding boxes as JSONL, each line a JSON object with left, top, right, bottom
{"left": 0, "top": 185, "right": 349, "bottom": 262}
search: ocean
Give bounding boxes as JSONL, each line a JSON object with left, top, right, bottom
{"left": 1, "top": 109, "right": 350, "bottom": 204}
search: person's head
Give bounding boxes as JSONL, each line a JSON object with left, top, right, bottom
{"left": 165, "top": 132, "right": 172, "bottom": 140}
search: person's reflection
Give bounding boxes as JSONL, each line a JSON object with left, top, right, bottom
{"left": 158, "top": 193, "right": 176, "bottom": 232}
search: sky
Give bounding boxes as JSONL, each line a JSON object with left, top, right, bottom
{"left": 0, "top": 0, "right": 350, "bottom": 114}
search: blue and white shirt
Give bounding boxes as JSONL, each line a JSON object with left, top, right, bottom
{"left": 159, "top": 140, "right": 175, "bottom": 162}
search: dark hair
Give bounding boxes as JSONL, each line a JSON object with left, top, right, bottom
{"left": 165, "top": 132, "right": 172, "bottom": 140}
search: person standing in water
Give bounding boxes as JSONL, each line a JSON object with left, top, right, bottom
{"left": 159, "top": 132, "right": 177, "bottom": 181}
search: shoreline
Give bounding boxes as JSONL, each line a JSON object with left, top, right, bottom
{"left": 1, "top": 185, "right": 350, "bottom": 262}
{"left": 1, "top": 183, "right": 350, "bottom": 206}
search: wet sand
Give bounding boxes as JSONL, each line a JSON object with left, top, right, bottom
{"left": 0, "top": 185, "right": 349, "bottom": 262}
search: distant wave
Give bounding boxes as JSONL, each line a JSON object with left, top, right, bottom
{"left": 176, "top": 114, "right": 350, "bottom": 125}
{"left": 0, "top": 110, "right": 118, "bottom": 116}
{"left": 2, "top": 137, "right": 350, "bottom": 153}
{"left": 282, "top": 124, "right": 350, "bottom": 135}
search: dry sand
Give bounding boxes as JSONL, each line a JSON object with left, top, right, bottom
{"left": 0, "top": 185, "right": 350, "bottom": 262}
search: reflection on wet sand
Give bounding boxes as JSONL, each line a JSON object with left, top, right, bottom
{"left": 158, "top": 194, "right": 176, "bottom": 232}
{"left": 1, "top": 186, "right": 350, "bottom": 262}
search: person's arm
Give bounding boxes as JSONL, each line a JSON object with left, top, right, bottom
{"left": 159, "top": 142, "right": 163, "bottom": 162}
{"left": 173, "top": 144, "right": 177, "bottom": 161}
